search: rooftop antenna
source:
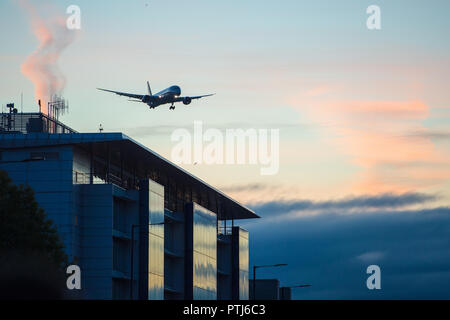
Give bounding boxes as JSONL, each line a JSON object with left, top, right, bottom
{"left": 48, "top": 95, "right": 69, "bottom": 121}
{"left": 6, "top": 103, "right": 18, "bottom": 131}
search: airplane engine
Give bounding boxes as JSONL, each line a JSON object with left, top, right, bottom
{"left": 183, "top": 97, "right": 192, "bottom": 105}
{"left": 142, "top": 95, "right": 151, "bottom": 103}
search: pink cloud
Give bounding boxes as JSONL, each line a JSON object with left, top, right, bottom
{"left": 328, "top": 100, "right": 429, "bottom": 121}
{"left": 289, "top": 95, "right": 450, "bottom": 195}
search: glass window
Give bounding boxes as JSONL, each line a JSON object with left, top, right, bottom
{"left": 193, "top": 204, "right": 217, "bottom": 300}
{"left": 239, "top": 229, "right": 249, "bottom": 300}
{"left": 148, "top": 180, "right": 164, "bottom": 300}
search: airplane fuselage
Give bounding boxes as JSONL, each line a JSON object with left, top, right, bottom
{"left": 144, "top": 85, "right": 181, "bottom": 108}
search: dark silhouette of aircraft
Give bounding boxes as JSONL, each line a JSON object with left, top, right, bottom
{"left": 97, "top": 81, "right": 214, "bottom": 110}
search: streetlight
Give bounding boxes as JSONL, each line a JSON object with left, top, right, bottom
{"left": 289, "top": 284, "right": 311, "bottom": 288}
{"left": 252, "top": 263, "right": 288, "bottom": 300}
{"left": 129, "top": 222, "right": 165, "bottom": 300}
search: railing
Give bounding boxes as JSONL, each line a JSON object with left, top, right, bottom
{"left": 109, "top": 173, "right": 122, "bottom": 186}
{"left": 72, "top": 170, "right": 135, "bottom": 190}
{"left": 73, "top": 171, "right": 91, "bottom": 184}
{"left": 73, "top": 171, "right": 105, "bottom": 184}
{"left": 0, "top": 112, "right": 77, "bottom": 134}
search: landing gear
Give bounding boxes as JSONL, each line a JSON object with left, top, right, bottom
{"left": 169, "top": 104, "right": 175, "bottom": 110}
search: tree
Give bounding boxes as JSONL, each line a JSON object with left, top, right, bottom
{"left": 0, "top": 170, "right": 67, "bottom": 268}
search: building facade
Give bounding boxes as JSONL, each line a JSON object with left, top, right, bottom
{"left": 0, "top": 113, "right": 258, "bottom": 300}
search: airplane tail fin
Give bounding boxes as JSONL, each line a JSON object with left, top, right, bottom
{"left": 147, "top": 81, "right": 152, "bottom": 96}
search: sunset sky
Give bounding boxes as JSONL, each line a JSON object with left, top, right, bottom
{"left": 1, "top": 0, "right": 450, "bottom": 298}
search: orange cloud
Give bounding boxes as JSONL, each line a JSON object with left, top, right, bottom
{"left": 330, "top": 100, "right": 429, "bottom": 121}
{"left": 290, "top": 96, "right": 450, "bottom": 195}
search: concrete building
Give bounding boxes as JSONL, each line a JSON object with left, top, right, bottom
{"left": 0, "top": 112, "right": 258, "bottom": 300}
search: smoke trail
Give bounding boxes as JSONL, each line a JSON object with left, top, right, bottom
{"left": 18, "top": 0, "right": 75, "bottom": 114}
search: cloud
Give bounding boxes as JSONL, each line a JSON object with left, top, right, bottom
{"left": 249, "top": 192, "right": 437, "bottom": 219}
{"left": 122, "top": 125, "right": 181, "bottom": 138}
{"left": 304, "top": 85, "right": 335, "bottom": 97}
{"left": 288, "top": 97, "right": 450, "bottom": 194}
{"left": 220, "top": 183, "right": 266, "bottom": 193}
{"left": 241, "top": 203, "right": 450, "bottom": 299}
{"left": 328, "top": 100, "right": 429, "bottom": 121}
{"left": 408, "top": 130, "right": 450, "bottom": 141}
{"left": 120, "top": 122, "right": 305, "bottom": 139}
{"left": 356, "top": 251, "right": 385, "bottom": 263}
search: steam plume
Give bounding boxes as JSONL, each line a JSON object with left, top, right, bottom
{"left": 18, "top": 0, "right": 75, "bottom": 114}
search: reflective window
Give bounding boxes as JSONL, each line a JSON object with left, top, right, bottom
{"left": 239, "top": 229, "right": 249, "bottom": 300}
{"left": 193, "top": 204, "right": 217, "bottom": 300}
{"left": 148, "top": 180, "right": 164, "bottom": 300}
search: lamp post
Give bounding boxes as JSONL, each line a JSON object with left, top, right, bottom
{"left": 252, "top": 263, "right": 288, "bottom": 300}
{"left": 289, "top": 284, "right": 311, "bottom": 288}
{"left": 129, "top": 222, "right": 165, "bottom": 300}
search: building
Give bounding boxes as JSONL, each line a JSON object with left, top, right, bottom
{"left": 279, "top": 286, "right": 292, "bottom": 300}
{"left": 249, "top": 279, "right": 280, "bottom": 300}
{"left": 250, "top": 280, "right": 310, "bottom": 300}
{"left": 0, "top": 111, "right": 258, "bottom": 300}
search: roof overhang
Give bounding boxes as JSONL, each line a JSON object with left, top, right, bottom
{"left": 0, "top": 132, "right": 259, "bottom": 220}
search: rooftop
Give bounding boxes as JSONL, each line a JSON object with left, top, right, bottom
{"left": 0, "top": 113, "right": 259, "bottom": 220}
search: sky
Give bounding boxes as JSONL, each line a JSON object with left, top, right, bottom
{"left": 1, "top": 0, "right": 450, "bottom": 299}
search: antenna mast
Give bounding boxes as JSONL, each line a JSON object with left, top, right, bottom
{"left": 48, "top": 95, "right": 69, "bottom": 121}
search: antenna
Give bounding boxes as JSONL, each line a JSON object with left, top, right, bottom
{"left": 6, "top": 103, "right": 18, "bottom": 131}
{"left": 48, "top": 95, "right": 69, "bottom": 121}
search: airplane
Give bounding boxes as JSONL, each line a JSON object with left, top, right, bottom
{"left": 97, "top": 81, "right": 214, "bottom": 110}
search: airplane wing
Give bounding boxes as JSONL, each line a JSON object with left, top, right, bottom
{"left": 173, "top": 94, "right": 215, "bottom": 102}
{"left": 97, "top": 88, "right": 144, "bottom": 100}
